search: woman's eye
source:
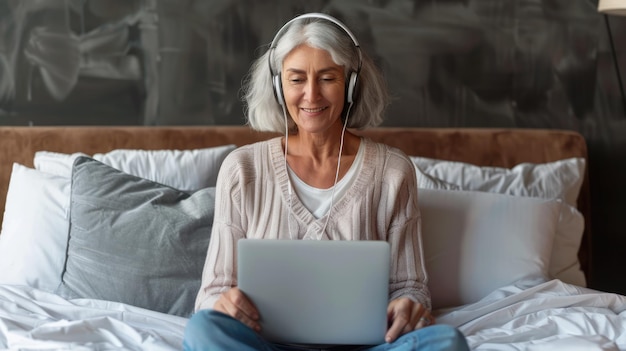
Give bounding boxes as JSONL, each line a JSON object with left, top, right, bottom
{"left": 287, "top": 76, "right": 337, "bottom": 84}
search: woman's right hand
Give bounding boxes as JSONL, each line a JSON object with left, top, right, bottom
{"left": 213, "top": 287, "right": 261, "bottom": 332}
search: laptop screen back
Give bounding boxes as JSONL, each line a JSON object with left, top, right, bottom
{"left": 237, "top": 239, "right": 390, "bottom": 345}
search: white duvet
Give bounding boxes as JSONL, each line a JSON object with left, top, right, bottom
{"left": 438, "top": 278, "right": 626, "bottom": 351}
{"left": 0, "top": 285, "right": 186, "bottom": 350}
{"left": 0, "top": 278, "right": 625, "bottom": 351}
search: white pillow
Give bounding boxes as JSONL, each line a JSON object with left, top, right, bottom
{"left": 412, "top": 157, "right": 585, "bottom": 207}
{"left": 411, "top": 156, "right": 587, "bottom": 287}
{"left": 414, "top": 165, "right": 460, "bottom": 190}
{"left": 34, "top": 145, "right": 236, "bottom": 192}
{"left": 34, "top": 151, "right": 88, "bottom": 178}
{"left": 92, "top": 146, "right": 236, "bottom": 191}
{"left": 0, "top": 164, "right": 70, "bottom": 291}
{"left": 419, "top": 188, "right": 561, "bottom": 309}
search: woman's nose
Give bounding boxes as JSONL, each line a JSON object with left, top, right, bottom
{"left": 303, "top": 79, "right": 321, "bottom": 101}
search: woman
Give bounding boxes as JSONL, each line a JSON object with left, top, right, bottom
{"left": 184, "top": 13, "right": 470, "bottom": 351}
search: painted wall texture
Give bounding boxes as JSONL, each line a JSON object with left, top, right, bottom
{"left": 1, "top": 0, "right": 625, "bottom": 293}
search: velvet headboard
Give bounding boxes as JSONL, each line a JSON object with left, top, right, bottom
{"left": 0, "top": 126, "right": 591, "bottom": 283}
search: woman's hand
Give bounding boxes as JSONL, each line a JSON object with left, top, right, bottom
{"left": 385, "top": 297, "right": 434, "bottom": 343}
{"left": 213, "top": 287, "right": 261, "bottom": 332}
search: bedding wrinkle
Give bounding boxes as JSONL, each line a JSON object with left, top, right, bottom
{"left": 437, "top": 279, "right": 626, "bottom": 350}
{"left": 0, "top": 285, "right": 186, "bottom": 350}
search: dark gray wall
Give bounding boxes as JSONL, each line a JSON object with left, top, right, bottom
{"left": 1, "top": 0, "right": 624, "bottom": 293}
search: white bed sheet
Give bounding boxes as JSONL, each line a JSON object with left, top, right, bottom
{"left": 0, "top": 284, "right": 186, "bottom": 350}
{"left": 1, "top": 279, "right": 625, "bottom": 350}
{"left": 438, "top": 278, "right": 626, "bottom": 351}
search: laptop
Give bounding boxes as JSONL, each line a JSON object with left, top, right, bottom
{"left": 237, "top": 239, "right": 390, "bottom": 345}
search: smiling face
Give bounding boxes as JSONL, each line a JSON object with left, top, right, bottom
{"left": 281, "top": 44, "right": 346, "bottom": 135}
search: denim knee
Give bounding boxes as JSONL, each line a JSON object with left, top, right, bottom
{"left": 183, "top": 310, "right": 215, "bottom": 351}
{"left": 421, "top": 324, "right": 469, "bottom": 351}
{"left": 183, "top": 310, "right": 269, "bottom": 351}
{"left": 390, "top": 324, "right": 469, "bottom": 351}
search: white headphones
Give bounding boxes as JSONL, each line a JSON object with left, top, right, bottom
{"left": 267, "top": 13, "right": 363, "bottom": 107}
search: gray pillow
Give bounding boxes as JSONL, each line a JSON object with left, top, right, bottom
{"left": 57, "top": 156, "right": 214, "bottom": 317}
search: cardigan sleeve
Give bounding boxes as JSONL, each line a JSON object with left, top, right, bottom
{"left": 384, "top": 151, "right": 432, "bottom": 310}
{"left": 194, "top": 150, "right": 247, "bottom": 311}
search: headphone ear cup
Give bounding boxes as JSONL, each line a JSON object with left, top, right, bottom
{"left": 273, "top": 74, "right": 285, "bottom": 106}
{"left": 346, "top": 71, "right": 358, "bottom": 104}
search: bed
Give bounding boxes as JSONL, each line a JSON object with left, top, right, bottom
{"left": 0, "top": 126, "right": 623, "bottom": 351}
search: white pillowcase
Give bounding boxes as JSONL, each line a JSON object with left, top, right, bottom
{"left": 413, "top": 157, "right": 585, "bottom": 208}
{"left": 34, "top": 151, "right": 88, "bottom": 178}
{"left": 414, "top": 166, "right": 460, "bottom": 191}
{"left": 412, "top": 156, "right": 587, "bottom": 287}
{"left": 419, "top": 188, "right": 561, "bottom": 309}
{"left": 0, "top": 164, "right": 70, "bottom": 291}
{"left": 92, "top": 146, "right": 235, "bottom": 191}
{"left": 34, "top": 145, "right": 236, "bottom": 192}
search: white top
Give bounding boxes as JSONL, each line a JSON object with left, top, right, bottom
{"left": 287, "top": 140, "right": 365, "bottom": 219}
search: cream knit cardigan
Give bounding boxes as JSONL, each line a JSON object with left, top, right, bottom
{"left": 195, "top": 137, "right": 431, "bottom": 311}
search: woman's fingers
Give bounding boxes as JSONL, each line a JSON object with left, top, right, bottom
{"left": 385, "top": 298, "right": 433, "bottom": 343}
{"left": 214, "top": 288, "right": 261, "bottom": 332}
{"left": 385, "top": 298, "right": 413, "bottom": 342}
{"left": 385, "top": 311, "right": 407, "bottom": 343}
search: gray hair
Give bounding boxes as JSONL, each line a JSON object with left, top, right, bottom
{"left": 242, "top": 16, "right": 389, "bottom": 132}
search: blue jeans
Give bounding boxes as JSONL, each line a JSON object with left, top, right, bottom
{"left": 183, "top": 310, "right": 470, "bottom": 351}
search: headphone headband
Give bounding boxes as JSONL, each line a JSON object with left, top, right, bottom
{"left": 269, "top": 13, "right": 362, "bottom": 74}
{"left": 268, "top": 12, "right": 362, "bottom": 106}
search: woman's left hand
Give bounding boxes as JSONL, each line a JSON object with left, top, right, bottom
{"left": 385, "top": 297, "right": 434, "bottom": 343}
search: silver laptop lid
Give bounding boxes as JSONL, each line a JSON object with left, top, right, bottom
{"left": 237, "top": 239, "right": 390, "bottom": 345}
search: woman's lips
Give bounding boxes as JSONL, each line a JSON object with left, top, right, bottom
{"left": 301, "top": 107, "right": 328, "bottom": 113}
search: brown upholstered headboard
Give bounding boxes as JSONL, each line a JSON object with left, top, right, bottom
{"left": 0, "top": 126, "right": 591, "bottom": 283}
